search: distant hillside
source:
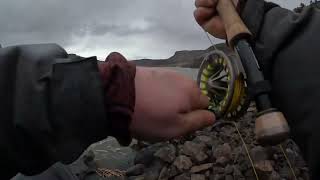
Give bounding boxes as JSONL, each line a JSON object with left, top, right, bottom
{"left": 132, "top": 43, "right": 231, "bottom": 68}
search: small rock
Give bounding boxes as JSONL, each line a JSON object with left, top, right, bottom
{"left": 233, "top": 166, "right": 243, "bottom": 179}
{"left": 205, "top": 170, "right": 210, "bottom": 177}
{"left": 254, "top": 160, "right": 273, "bottom": 180}
{"left": 250, "top": 146, "right": 269, "bottom": 162}
{"left": 144, "top": 161, "right": 163, "bottom": 180}
{"left": 193, "top": 136, "right": 214, "bottom": 147}
{"left": 216, "top": 156, "right": 230, "bottom": 166}
{"left": 225, "top": 165, "right": 233, "bottom": 174}
{"left": 174, "top": 173, "right": 190, "bottom": 180}
{"left": 269, "top": 171, "right": 281, "bottom": 180}
{"left": 212, "top": 166, "right": 225, "bottom": 174}
{"left": 225, "top": 175, "right": 233, "bottom": 180}
{"left": 286, "top": 148, "right": 297, "bottom": 163}
{"left": 191, "top": 174, "right": 206, "bottom": 180}
{"left": 158, "top": 167, "right": 168, "bottom": 180}
{"left": 279, "top": 167, "right": 292, "bottom": 179}
{"left": 210, "top": 174, "right": 224, "bottom": 180}
{"left": 182, "top": 141, "right": 208, "bottom": 162}
{"left": 167, "top": 166, "right": 179, "bottom": 178}
{"left": 128, "top": 175, "right": 145, "bottom": 180}
{"left": 238, "top": 161, "right": 250, "bottom": 172}
{"left": 154, "top": 144, "right": 176, "bottom": 163}
{"left": 190, "top": 163, "right": 213, "bottom": 173}
{"left": 173, "top": 155, "right": 193, "bottom": 171}
{"left": 244, "top": 169, "right": 254, "bottom": 178}
{"left": 126, "top": 164, "right": 145, "bottom": 176}
{"left": 134, "top": 144, "right": 162, "bottom": 165}
{"left": 213, "top": 143, "right": 232, "bottom": 159}
{"left": 158, "top": 166, "right": 179, "bottom": 180}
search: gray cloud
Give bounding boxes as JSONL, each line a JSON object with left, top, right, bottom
{"left": 0, "top": 0, "right": 309, "bottom": 59}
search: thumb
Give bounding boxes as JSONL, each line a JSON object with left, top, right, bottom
{"left": 175, "top": 110, "right": 215, "bottom": 137}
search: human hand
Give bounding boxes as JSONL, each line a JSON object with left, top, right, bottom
{"left": 194, "top": 0, "right": 239, "bottom": 39}
{"left": 131, "top": 67, "right": 215, "bottom": 142}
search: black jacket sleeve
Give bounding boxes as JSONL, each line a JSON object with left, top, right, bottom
{"left": 241, "top": 1, "right": 320, "bottom": 178}
{"left": 0, "top": 44, "right": 108, "bottom": 178}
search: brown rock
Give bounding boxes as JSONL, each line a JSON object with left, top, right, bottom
{"left": 269, "top": 171, "right": 281, "bottom": 180}
{"left": 193, "top": 135, "right": 215, "bottom": 147}
{"left": 174, "top": 173, "right": 190, "bottom": 180}
{"left": 213, "top": 143, "right": 232, "bottom": 159}
{"left": 224, "top": 165, "right": 233, "bottom": 174}
{"left": 182, "top": 141, "right": 208, "bottom": 162}
{"left": 225, "top": 175, "right": 233, "bottom": 180}
{"left": 144, "top": 161, "right": 164, "bottom": 180}
{"left": 254, "top": 160, "right": 274, "bottom": 180}
{"left": 233, "top": 166, "right": 243, "bottom": 179}
{"left": 210, "top": 174, "right": 224, "bottom": 180}
{"left": 212, "top": 166, "right": 225, "bottom": 174}
{"left": 158, "top": 166, "right": 179, "bottom": 180}
{"left": 167, "top": 166, "right": 179, "bottom": 178}
{"left": 190, "top": 163, "right": 213, "bottom": 173}
{"left": 205, "top": 170, "right": 210, "bottom": 177}
{"left": 173, "top": 155, "right": 193, "bottom": 171}
{"left": 250, "top": 146, "right": 269, "bottom": 162}
{"left": 158, "top": 167, "right": 168, "bottom": 180}
{"left": 154, "top": 144, "right": 176, "bottom": 163}
{"left": 216, "top": 156, "right": 230, "bottom": 166}
{"left": 191, "top": 174, "right": 206, "bottom": 180}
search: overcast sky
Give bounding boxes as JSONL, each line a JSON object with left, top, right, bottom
{"left": 0, "top": 0, "right": 309, "bottom": 60}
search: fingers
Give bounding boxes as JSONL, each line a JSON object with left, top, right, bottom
{"left": 202, "top": 16, "right": 227, "bottom": 39}
{"left": 195, "top": 0, "right": 216, "bottom": 8}
{"left": 194, "top": 7, "right": 226, "bottom": 39}
{"left": 199, "top": 94, "right": 210, "bottom": 108}
{"left": 190, "top": 89, "right": 210, "bottom": 110}
{"left": 174, "top": 110, "right": 215, "bottom": 137}
{"left": 194, "top": 7, "right": 215, "bottom": 26}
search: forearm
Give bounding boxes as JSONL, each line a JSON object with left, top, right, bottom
{"left": 0, "top": 44, "right": 135, "bottom": 178}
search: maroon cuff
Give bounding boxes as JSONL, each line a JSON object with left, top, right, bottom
{"left": 98, "top": 52, "right": 136, "bottom": 146}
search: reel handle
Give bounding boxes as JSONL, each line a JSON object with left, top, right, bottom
{"left": 216, "top": 0, "right": 290, "bottom": 145}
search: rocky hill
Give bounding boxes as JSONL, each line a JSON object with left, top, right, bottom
{"left": 132, "top": 43, "right": 230, "bottom": 68}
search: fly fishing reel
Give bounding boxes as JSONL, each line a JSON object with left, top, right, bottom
{"left": 197, "top": 50, "right": 250, "bottom": 120}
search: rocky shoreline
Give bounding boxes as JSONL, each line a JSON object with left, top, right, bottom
{"left": 126, "top": 44, "right": 310, "bottom": 180}
{"left": 126, "top": 109, "right": 309, "bottom": 180}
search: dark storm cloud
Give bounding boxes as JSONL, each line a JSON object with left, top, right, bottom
{"left": 0, "top": 0, "right": 308, "bottom": 59}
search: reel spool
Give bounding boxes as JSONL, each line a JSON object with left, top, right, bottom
{"left": 197, "top": 50, "right": 250, "bottom": 120}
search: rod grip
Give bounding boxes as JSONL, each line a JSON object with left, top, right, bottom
{"left": 216, "top": 0, "right": 252, "bottom": 47}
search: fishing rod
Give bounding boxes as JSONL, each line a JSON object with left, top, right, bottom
{"left": 197, "top": 0, "right": 290, "bottom": 145}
